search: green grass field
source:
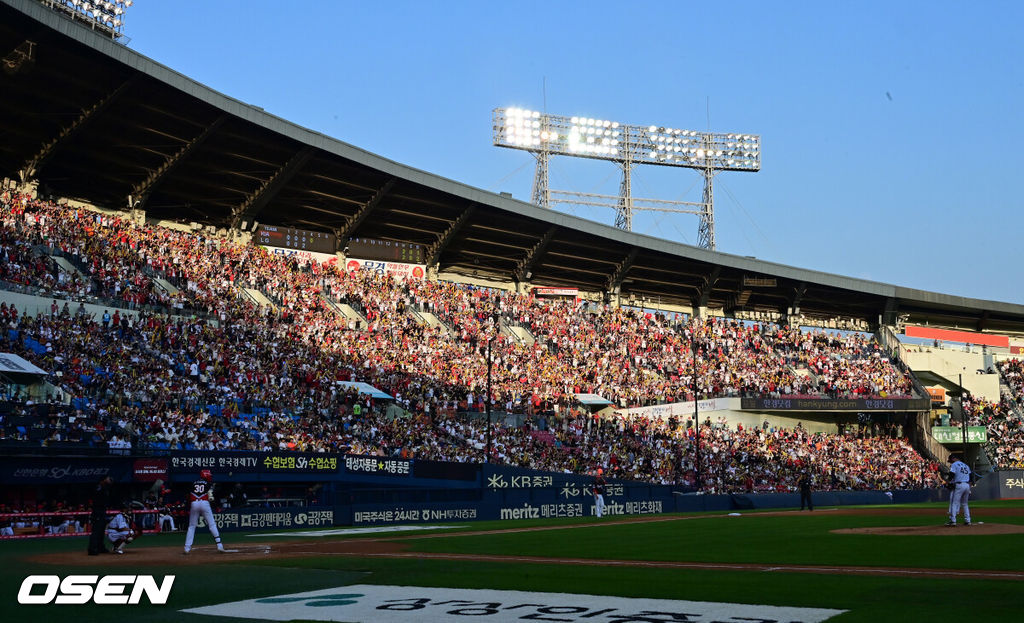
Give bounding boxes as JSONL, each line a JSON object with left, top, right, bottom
{"left": 3, "top": 500, "right": 1023, "bottom": 622}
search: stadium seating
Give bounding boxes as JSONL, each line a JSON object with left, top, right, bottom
{"left": 0, "top": 191, "right": 947, "bottom": 490}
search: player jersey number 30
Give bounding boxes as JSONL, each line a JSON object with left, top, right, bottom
{"left": 190, "top": 480, "right": 211, "bottom": 501}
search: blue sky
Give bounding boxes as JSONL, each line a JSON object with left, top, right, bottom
{"left": 123, "top": 1, "right": 1023, "bottom": 304}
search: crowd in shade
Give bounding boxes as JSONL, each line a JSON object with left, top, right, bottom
{"left": 0, "top": 192, "right": 957, "bottom": 491}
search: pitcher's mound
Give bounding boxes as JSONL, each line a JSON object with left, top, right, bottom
{"left": 833, "top": 523, "right": 1024, "bottom": 536}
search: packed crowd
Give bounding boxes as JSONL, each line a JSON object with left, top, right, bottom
{"left": 0, "top": 192, "right": 940, "bottom": 490}
{"left": 989, "top": 360, "right": 1024, "bottom": 469}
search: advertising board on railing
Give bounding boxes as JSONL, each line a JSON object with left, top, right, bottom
{"left": 203, "top": 507, "right": 334, "bottom": 532}
{"left": 345, "top": 258, "right": 425, "bottom": 280}
{"left": 169, "top": 452, "right": 340, "bottom": 475}
{"left": 741, "top": 397, "right": 931, "bottom": 411}
{"left": 931, "top": 426, "right": 988, "bottom": 444}
{"left": 0, "top": 457, "right": 131, "bottom": 484}
{"left": 616, "top": 398, "right": 740, "bottom": 420}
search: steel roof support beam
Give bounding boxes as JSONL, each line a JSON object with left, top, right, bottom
{"left": 790, "top": 282, "right": 807, "bottom": 315}
{"left": 427, "top": 205, "right": 475, "bottom": 266}
{"left": 606, "top": 248, "right": 639, "bottom": 295}
{"left": 231, "top": 147, "right": 314, "bottom": 227}
{"left": 692, "top": 266, "right": 721, "bottom": 312}
{"left": 336, "top": 178, "right": 395, "bottom": 240}
{"left": 881, "top": 297, "right": 898, "bottom": 327}
{"left": 19, "top": 79, "right": 131, "bottom": 183}
{"left": 516, "top": 226, "right": 557, "bottom": 282}
{"left": 128, "top": 114, "right": 226, "bottom": 209}
{"left": 977, "top": 310, "right": 990, "bottom": 332}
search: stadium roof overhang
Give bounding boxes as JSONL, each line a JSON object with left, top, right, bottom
{"left": 3, "top": 0, "right": 1024, "bottom": 334}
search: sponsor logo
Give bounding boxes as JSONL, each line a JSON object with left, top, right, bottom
{"left": 499, "top": 503, "right": 540, "bottom": 520}
{"left": 12, "top": 465, "right": 110, "bottom": 480}
{"left": 183, "top": 584, "right": 846, "bottom": 622}
{"left": 18, "top": 575, "right": 174, "bottom": 605}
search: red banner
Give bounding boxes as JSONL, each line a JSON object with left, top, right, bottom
{"left": 905, "top": 325, "right": 1008, "bottom": 348}
{"left": 133, "top": 459, "right": 168, "bottom": 482}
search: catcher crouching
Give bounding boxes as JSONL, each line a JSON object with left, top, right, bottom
{"left": 105, "top": 502, "right": 140, "bottom": 555}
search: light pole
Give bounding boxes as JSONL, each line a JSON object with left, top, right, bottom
{"left": 959, "top": 372, "right": 967, "bottom": 453}
{"left": 692, "top": 327, "right": 701, "bottom": 492}
{"left": 485, "top": 336, "right": 495, "bottom": 463}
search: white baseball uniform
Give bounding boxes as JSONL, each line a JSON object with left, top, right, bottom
{"left": 105, "top": 512, "right": 132, "bottom": 542}
{"left": 184, "top": 478, "right": 224, "bottom": 553}
{"left": 947, "top": 459, "right": 972, "bottom": 525}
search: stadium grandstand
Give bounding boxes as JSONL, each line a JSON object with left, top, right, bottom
{"left": 3, "top": 0, "right": 1024, "bottom": 535}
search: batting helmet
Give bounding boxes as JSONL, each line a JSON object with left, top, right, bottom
{"left": 200, "top": 469, "right": 213, "bottom": 482}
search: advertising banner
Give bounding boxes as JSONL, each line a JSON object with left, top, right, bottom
{"left": 262, "top": 245, "right": 338, "bottom": 266}
{"left": 998, "top": 470, "right": 1024, "bottom": 499}
{"left": 344, "top": 258, "right": 425, "bottom": 280}
{"left": 169, "top": 452, "right": 341, "bottom": 476}
{"left": 203, "top": 507, "right": 335, "bottom": 532}
{"left": 616, "top": 397, "right": 740, "bottom": 420}
{"left": 344, "top": 455, "right": 411, "bottom": 477}
{"left": 533, "top": 287, "right": 579, "bottom": 297}
{"left": 741, "top": 397, "right": 930, "bottom": 411}
{"left": 0, "top": 457, "right": 131, "bottom": 484}
{"left": 133, "top": 458, "right": 168, "bottom": 482}
{"left": 931, "top": 426, "right": 988, "bottom": 444}
{"left": 349, "top": 503, "right": 480, "bottom": 526}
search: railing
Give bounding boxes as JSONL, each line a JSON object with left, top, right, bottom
{"left": 35, "top": 244, "right": 91, "bottom": 275}
{"left": 0, "top": 280, "right": 218, "bottom": 323}
{"left": 994, "top": 363, "right": 1024, "bottom": 418}
{"left": 877, "top": 324, "right": 929, "bottom": 400}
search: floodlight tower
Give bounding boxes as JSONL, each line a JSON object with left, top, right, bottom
{"left": 38, "top": 0, "right": 133, "bottom": 40}
{"left": 493, "top": 107, "right": 761, "bottom": 250}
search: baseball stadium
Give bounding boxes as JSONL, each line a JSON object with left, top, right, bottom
{"left": 2, "top": 1, "right": 1024, "bottom": 621}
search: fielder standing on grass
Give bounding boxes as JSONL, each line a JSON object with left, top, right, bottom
{"left": 946, "top": 454, "right": 973, "bottom": 527}
{"left": 184, "top": 469, "right": 226, "bottom": 553}
{"left": 593, "top": 468, "right": 607, "bottom": 518}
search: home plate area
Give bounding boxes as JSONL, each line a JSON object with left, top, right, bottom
{"left": 183, "top": 584, "right": 846, "bottom": 623}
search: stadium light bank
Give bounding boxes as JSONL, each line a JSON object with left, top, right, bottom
{"left": 492, "top": 107, "right": 761, "bottom": 250}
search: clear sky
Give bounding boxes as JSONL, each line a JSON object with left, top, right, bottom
{"left": 122, "top": 1, "right": 1023, "bottom": 304}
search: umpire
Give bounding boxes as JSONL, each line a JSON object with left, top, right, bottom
{"left": 798, "top": 470, "right": 814, "bottom": 511}
{"left": 87, "top": 476, "right": 114, "bottom": 555}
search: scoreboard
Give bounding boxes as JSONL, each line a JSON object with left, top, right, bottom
{"left": 255, "top": 225, "right": 337, "bottom": 254}
{"left": 346, "top": 238, "right": 425, "bottom": 264}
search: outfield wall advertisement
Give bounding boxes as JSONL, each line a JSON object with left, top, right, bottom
{"left": 202, "top": 507, "right": 335, "bottom": 531}
{"left": 999, "top": 470, "right": 1024, "bottom": 499}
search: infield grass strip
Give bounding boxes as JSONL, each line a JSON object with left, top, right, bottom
{"left": 402, "top": 510, "right": 1024, "bottom": 570}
